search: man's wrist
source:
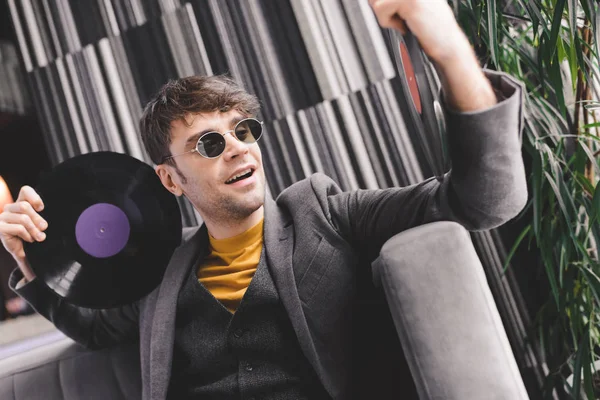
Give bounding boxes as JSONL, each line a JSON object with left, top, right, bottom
{"left": 425, "top": 26, "right": 472, "bottom": 65}
{"left": 435, "top": 47, "right": 497, "bottom": 112}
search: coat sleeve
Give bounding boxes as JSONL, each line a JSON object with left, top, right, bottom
{"left": 9, "top": 267, "right": 139, "bottom": 350}
{"left": 322, "top": 71, "right": 527, "bottom": 260}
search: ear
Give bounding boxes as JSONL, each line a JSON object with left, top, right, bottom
{"left": 155, "top": 164, "right": 184, "bottom": 196}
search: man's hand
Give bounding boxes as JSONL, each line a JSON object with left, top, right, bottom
{"left": 369, "top": 0, "right": 497, "bottom": 112}
{"left": 0, "top": 186, "right": 47, "bottom": 282}
{"left": 369, "top": 0, "right": 470, "bottom": 65}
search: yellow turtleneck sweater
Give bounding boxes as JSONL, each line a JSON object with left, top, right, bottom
{"left": 197, "top": 219, "right": 264, "bottom": 313}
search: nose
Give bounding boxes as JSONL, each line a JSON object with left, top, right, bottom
{"left": 221, "top": 131, "right": 248, "bottom": 161}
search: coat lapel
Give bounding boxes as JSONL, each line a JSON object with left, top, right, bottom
{"left": 148, "top": 195, "right": 324, "bottom": 399}
{"left": 149, "top": 225, "right": 208, "bottom": 400}
{"left": 263, "top": 196, "right": 324, "bottom": 384}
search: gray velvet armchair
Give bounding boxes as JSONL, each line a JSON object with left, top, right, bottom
{"left": 0, "top": 221, "right": 529, "bottom": 399}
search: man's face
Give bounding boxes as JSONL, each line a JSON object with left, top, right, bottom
{"left": 158, "top": 110, "right": 266, "bottom": 223}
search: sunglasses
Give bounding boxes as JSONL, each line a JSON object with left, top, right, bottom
{"left": 163, "top": 117, "right": 263, "bottom": 161}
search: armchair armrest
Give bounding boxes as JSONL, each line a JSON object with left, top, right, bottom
{"left": 372, "top": 221, "right": 529, "bottom": 400}
{"left": 0, "top": 335, "right": 141, "bottom": 400}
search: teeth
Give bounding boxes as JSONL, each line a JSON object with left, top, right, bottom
{"left": 226, "top": 168, "right": 252, "bottom": 184}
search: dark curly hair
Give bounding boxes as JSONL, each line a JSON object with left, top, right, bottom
{"left": 139, "top": 75, "right": 260, "bottom": 166}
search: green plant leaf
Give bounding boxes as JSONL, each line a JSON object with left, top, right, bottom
{"left": 543, "top": 165, "right": 579, "bottom": 242}
{"left": 572, "top": 326, "right": 592, "bottom": 400}
{"left": 567, "top": 287, "right": 596, "bottom": 399}
{"left": 581, "top": 122, "right": 600, "bottom": 129}
{"left": 456, "top": 0, "right": 600, "bottom": 396}
{"left": 549, "top": 0, "right": 567, "bottom": 60}
{"left": 571, "top": 37, "right": 580, "bottom": 92}
{"left": 537, "top": 49, "right": 547, "bottom": 97}
{"left": 590, "top": 221, "right": 600, "bottom": 261}
{"left": 557, "top": 36, "right": 568, "bottom": 62}
{"left": 475, "top": 0, "right": 484, "bottom": 38}
{"left": 580, "top": 267, "right": 600, "bottom": 307}
{"left": 575, "top": 33, "right": 591, "bottom": 84}
{"left": 559, "top": 236, "right": 568, "bottom": 288}
{"left": 451, "top": 0, "right": 459, "bottom": 16}
{"left": 504, "top": 32, "right": 541, "bottom": 76}
{"left": 567, "top": 0, "right": 578, "bottom": 56}
{"left": 583, "top": 340, "right": 595, "bottom": 400}
{"left": 576, "top": 39, "right": 596, "bottom": 93}
{"left": 502, "top": 225, "right": 531, "bottom": 274}
{"left": 570, "top": 139, "right": 587, "bottom": 174}
{"left": 580, "top": 0, "right": 594, "bottom": 26}
{"left": 540, "top": 237, "right": 561, "bottom": 307}
{"left": 517, "top": 0, "right": 544, "bottom": 35}
{"left": 486, "top": 0, "right": 499, "bottom": 67}
{"left": 549, "top": 51, "right": 567, "bottom": 116}
{"left": 597, "top": 11, "right": 600, "bottom": 60}
{"left": 531, "top": 95, "right": 570, "bottom": 136}
{"left": 574, "top": 171, "right": 595, "bottom": 194}
{"left": 580, "top": 1, "right": 597, "bottom": 58}
{"left": 577, "top": 140, "right": 600, "bottom": 178}
{"left": 591, "top": 183, "right": 600, "bottom": 224}
{"left": 532, "top": 151, "right": 543, "bottom": 238}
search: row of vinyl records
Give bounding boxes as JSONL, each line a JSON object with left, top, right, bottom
{"left": 12, "top": 0, "right": 400, "bottom": 162}
{"left": 27, "top": 47, "right": 428, "bottom": 193}
{"left": 0, "top": 41, "right": 30, "bottom": 115}
{"left": 9, "top": 0, "right": 395, "bottom": 101}
{"left": 7, "top": 0, "right": 548, "bottom": 396}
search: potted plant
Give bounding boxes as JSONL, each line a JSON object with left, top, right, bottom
{"left": 453, "top": 0, "right": 600, "bottom": 398}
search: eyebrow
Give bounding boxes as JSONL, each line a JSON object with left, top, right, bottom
{"left": 184, "top": 115, "right": 247, "bottom": 148}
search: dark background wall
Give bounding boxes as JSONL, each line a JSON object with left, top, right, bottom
{"left": 0, "top": 0, "right": 51, "bottom": 199}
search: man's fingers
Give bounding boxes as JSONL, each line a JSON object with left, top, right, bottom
{"left": 0, "top": 185, "right": 48, "bottom": 259}
{"left": 370, "top": 0, "right": 406, "bottom": 29}
{"left": 2, "top": 238, "right": 35, "bottom": 280}
{"left": 0, "top": 233, "right": 35, "bottom": 279}
{"left": 15, "top": 247, "right": 26, "bottom": 261}
{"left": 3, "top": 201, "right": 48, "bottom": 231}
{"left": 0, "top": 221, "right": 34, "bottom": 244}
{"left": 16, "top": 186, "right": 44, "bottom": 212}
{"left": 0, "top": 213, "right": 45, "bottom": 242}
{"left": 4, "top": 239, "right": 27, "bottom": 263}
{"left": 9, "top": 241, "right": 26, "bottom": 262}
{"left": 389, "top": 14, "right": 407, "bottom": 34}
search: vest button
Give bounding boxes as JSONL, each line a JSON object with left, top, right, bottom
{"left": 244, "top": 363, "right": 253, "bottom": 372}
{"left": 234, "top": 328, "right": 244, "bottom": 338}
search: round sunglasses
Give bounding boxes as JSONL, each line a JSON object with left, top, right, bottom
{"left": 163, "top": 118, "right": 263, "bottom": 161}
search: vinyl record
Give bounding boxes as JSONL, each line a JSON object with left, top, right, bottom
{"left": 24, "top": 151, "right": 182, "bottom": 309}
{"left": 388, "top": 29, "right": 448, "bottom": 178}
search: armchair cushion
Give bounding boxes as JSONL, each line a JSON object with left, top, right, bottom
{"left": 372, "top": 221, "right": 529, "bottom": 399}
{"left": 0, "top": 336, "right": 141, "bottom": 400}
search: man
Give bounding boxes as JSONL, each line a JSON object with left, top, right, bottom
{"left": 0, "top": 0, "right": 527, "bottom": 399}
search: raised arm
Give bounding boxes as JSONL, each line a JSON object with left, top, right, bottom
{"left": 320, "top": 69, "right": 526, "bottom": 261}
{"left": 305, "top": 0, "right": 528, "bottom": 260}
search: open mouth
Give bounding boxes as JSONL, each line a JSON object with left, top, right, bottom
{"left": 225, "top": 168, "right": 254, "bottom": 184}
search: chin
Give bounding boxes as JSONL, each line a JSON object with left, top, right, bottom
{"left": 227, "top": 200, "right": 262, "bottom": 221}
{"left": 246, "top": 192, "right": 265, "bottom": 211}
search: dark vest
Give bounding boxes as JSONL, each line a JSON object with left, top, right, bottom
{"left": 168, "top": 248, "right": 330, "bottom": 399}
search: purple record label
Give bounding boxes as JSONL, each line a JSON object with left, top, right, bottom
{"left": 75, "top": 203, "right": 130, "bottom": 258}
